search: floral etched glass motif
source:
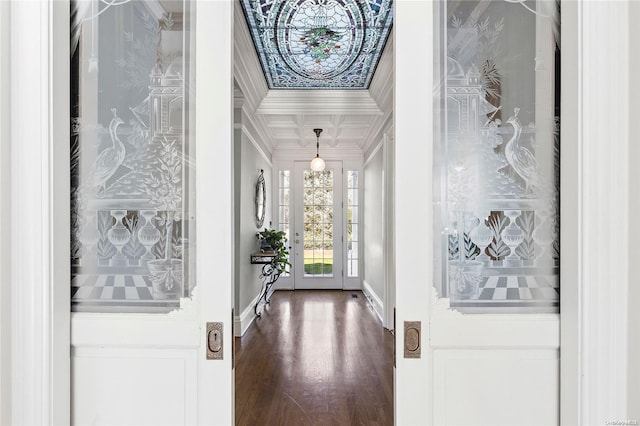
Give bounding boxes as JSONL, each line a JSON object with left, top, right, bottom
{"left": 435, "top": 0, "right": 560, "bottom": 313}
{"left": 240, "top": 0, "right": 393, "bottom": 89}
{"left": 70, "top": 0, "right": 194, "bottom": 312}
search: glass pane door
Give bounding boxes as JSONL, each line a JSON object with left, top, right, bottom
{"left": 70, "top": 0, "right": 194, "bottom": 313}
{"left": 294, "top": 161, "right": 343, "bottom": 289}
{"left": 434, "top": 0, "right": 560, "bottom": 313}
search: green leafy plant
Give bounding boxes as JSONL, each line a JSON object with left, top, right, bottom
{"left": 256, "top": 228, "right": 291, "bottom": 274}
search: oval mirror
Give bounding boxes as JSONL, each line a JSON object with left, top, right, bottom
{"left": 255, "top": 169, "right": 266, "bottom": 228}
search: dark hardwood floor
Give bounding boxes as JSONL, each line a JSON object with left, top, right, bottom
{"left": 235, "top": 290, "right": 394, "bottom": 426}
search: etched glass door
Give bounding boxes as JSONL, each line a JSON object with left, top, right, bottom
{"left": 293, "top": 161, "right": 343, "bottom": 289}
{"left": 436, "top": 0, "right": 560, "bottom": 313}
{"left": 394, "top": 1, "right": 561, "bottom": 424}
{"left": 71, "top": 0, "right": 194, "bottom": 313}
{"left": 69, "top": 1, "right": 233, "bottom": 424}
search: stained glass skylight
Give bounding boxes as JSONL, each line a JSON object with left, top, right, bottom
{"left": 241, "top": 0, "right": 393, "bottom": 89}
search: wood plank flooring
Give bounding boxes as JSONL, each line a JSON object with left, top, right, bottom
{"left": 235, "top": 290, "right": 394, "bottom": 426}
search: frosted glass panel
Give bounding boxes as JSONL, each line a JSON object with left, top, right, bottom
{"left": 435, "top": 1, "right": 559, "bottom": 313}
{"left": 70, "top": 1, "right": 194, "bottom": 312}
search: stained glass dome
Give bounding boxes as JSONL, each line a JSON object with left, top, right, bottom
{"left": 241, "top": 0, "right": 393, "bottom": 89}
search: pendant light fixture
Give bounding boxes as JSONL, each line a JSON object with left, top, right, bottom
{"left": 310, "top": 128, "right": 326, "bottom": 172}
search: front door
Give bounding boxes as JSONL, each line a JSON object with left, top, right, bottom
{"left": 293, "top": 161, "right": 344, "bottom": 289}
{"left": 395, "top": 1, "right": 562, "bottom": 424}
{"left": 68, "top": 2, "right": 233, "bottom": 424}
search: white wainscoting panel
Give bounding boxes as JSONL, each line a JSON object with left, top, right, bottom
{"left": 433, "top": 349, "right": 559, "bottom": 426}
{"left": 72, "top": 347, "right": 197, "bottom": 426}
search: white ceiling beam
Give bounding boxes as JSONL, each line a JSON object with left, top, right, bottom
{"left": 256, "top": 90, "right": 384, "bottom": 115}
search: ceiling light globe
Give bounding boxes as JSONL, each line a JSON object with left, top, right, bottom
{"left": 310, "top": 156, "right": 326, "bottom": 172}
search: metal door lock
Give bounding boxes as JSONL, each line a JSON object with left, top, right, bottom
{"left": 206, "top": 322, "right": 223, "bottom": 360}
{"left": 404, "top": 321, "right": 421, "bottom": 358}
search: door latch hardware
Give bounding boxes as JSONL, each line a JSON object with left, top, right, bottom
{"left": 404, "top": 321, "right": 421, "bottom": 358}
{"left": 206, "top": 322, "right": 223, "bottom": 360}
{"left": 231, "top": 309, "right": 235, "bottom": 369}
{"left": 393, "top": 308, "right": 396, "bottom": 368}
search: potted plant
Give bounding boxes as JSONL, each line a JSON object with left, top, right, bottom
{"left": 256, "top": 228, "right": 291, "bottom": 274}
{"left": 143, "top": 137, "right": 183, "bottom": 299}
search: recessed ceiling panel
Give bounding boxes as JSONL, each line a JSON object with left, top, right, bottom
{"left": 241, "top": 0, "right": 393, "bottom": 89}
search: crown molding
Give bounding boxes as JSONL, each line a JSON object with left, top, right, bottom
{"left": 234, "top": 0, "right": 268, "bottom": 113}
{"left": 369, "top": 32, "right": 394, "bottom": 114}
{"left": 256, "top": 90, "right": 383, "bottom": 115}
{"left": 364, "top": 139, "right": 384, "bottom": 167}
{"left": 362, "top": 112, "right": 393, "bottom": 156}
{"left": 235, "top": 122, "right": 272, "bottom": 167}
{"left": 239, "top": 105, "right": 274, "bottom": 155}
{"left": 233, "top": 84, "right": 244, "bottom": 108}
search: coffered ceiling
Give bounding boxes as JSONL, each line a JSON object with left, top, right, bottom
{"left": 234, "top": 1, "right": 394, "bottom": 158}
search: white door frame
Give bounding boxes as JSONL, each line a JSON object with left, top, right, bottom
{"left": 1, "top": 0, "right": 633, "bottom": 424}
{"left": 3, "top": 1, "right": 71, "bottom": 424}
{"left": 560, "top": 2, "right": 630, "bottom": 423}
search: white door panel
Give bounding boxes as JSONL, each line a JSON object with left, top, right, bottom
{"left": 395, "top": 1, "right": 561, "bottom": 424}
{"left": 69, "top": 1, "right": 233, "bottom": 424}
{"left": 73, "top": 346, "right": 198, "bottom": 425}
{"left": 433, "top": 349, "right": 559, "bottom": 426}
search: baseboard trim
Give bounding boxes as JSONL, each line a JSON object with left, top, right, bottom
{"left": 234, "top": 292, "right": 261, "bottom": 337}
{"left": 362, "top": 280, "right": 384, "bottom": 323}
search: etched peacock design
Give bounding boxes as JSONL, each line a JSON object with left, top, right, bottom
{"left": 504, "top": 107, "right": 540, "bottom": 194}
{"left": 90, "top": 108, "right": 125, "bottom": 192}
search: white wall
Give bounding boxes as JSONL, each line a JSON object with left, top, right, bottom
{"left": 629, "top": 1, "right": 640, "bottom": 419}
{"left": 234, "top": 114, "right": 272, "bottom": 335}
{"left": 364, "top": 144, "right": 385, "bottom": 306}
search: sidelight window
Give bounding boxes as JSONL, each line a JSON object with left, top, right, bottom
{"left": 347, "top": 170, "right": 359, "bottom": 278}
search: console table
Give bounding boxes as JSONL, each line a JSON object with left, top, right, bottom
{"left": 250, "top": 252, "right": 281, "bottom": 317}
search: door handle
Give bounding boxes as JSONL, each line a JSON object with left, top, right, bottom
{"left": 404, "top": 321, "right": 421, "bottom": 359}
{"left": 206, "top": 322, "right": 223, "bottom": 360}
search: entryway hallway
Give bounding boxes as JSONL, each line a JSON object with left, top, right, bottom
{"left": 235, "top": 290, "right": 394, "bottom": 425}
